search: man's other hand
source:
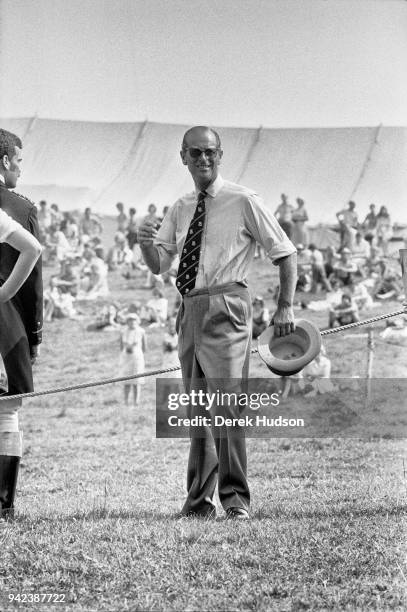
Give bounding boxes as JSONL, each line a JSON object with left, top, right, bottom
{"left": 271, "top": 304, "right": 295, "bottom": 337}
{"left": 137, "top": 221, "right": 159, "bottom": 245}
{"left": 30, "top": 344, "right": 40, "bottom": 365}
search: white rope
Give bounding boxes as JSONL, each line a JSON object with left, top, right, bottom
{"left": 0, "top": 306, "right": 405, "bottom": 402}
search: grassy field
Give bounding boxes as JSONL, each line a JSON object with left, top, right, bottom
{"left": 1, "top": 245, "right": 406, "bottom": 611}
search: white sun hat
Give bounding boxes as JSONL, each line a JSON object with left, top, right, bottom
{"left": 257, "top": 319, "right": 322, "bottom": 376}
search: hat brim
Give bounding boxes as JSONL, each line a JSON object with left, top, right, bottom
{"left": 258, "top": 319, "right": 321, "bottom": 376}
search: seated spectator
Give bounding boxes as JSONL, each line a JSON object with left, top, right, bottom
{"left": 329, "top": 293, "right": 359, "bottom": 328}
{"left": 106, "top": 232, "right": 133, "bottom": 271}
{"left": 324, "top": 245, "right": 338, "bottom": 279}
{"left": 304, "top": 277, "right": 343, "bottom": 312}
{"left": 47, "top": 223, "right": 73, "bottom": 263}
{"left": 374, "top": 273, "right": 403, "bottom": 300}
{"left": 309, "top": 243, "right": 331, "bottom": 292}
{"left": 349, "top": 276, "right": 374, "bottom": 311}
{"left": 57, "top": 258, "right": 81, "bottom": 296}
{"left": 87, "top": 303, "right": 121, "bottom": 332}
{"left": 351, "top": 232, "right": 370, "bottom": 270}
{"left": 380, "top": 318, "right": 407, "bottom": 346}
{"left": 141, "top": 287, "right": 168, "bottom": 327}
{"left": 332, "top": 248, "right": 357, "bottom": 286}
{"left": 79, "top": 207, "right": 103, "bottom": 238}
{"left": 252, "top": 296, "right": 270, "bottom": 339}
{"left": 44, "top": 277, "right": 78, "bottom": 321}
{"left": 61, "top": 214, "right": 79, "bottom": 250}
{"left": 302, "top": 345, "right": 335, "bottom": 396}
{"left": 143, "top": 203, "right": 160, "bottom": 227}
{"left": 79, "top": 255, "right": 109, "bottom": 300}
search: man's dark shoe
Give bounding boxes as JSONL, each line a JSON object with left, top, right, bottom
{"left": 225, "top": 507, "right": 249, "bottom": 520}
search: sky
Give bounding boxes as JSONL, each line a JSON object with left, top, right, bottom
{"left": 0, "top": 0, "right": 406, "bottom": 128}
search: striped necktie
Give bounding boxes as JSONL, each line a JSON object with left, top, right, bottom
{"left": 176, "top": 190, "right": 206, "bottom": 295}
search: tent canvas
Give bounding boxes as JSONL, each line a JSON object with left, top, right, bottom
{"left": 0, "top": 118, "right": 405, "bottom": 225}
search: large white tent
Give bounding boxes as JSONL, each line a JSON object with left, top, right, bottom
{"left": 1, "top": 117, "right": 406, "bottom": 224}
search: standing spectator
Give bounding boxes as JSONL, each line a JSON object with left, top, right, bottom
{"left": 336, "top": 201, "right": 358, "bottom": 229}
{"left": 118, "top": 313, "right": 146, "bottom": 407}
{"left": 116, "top": 202, "right": 128, "bottom": 233}
{"left": 309, "top": 243, "right": 331, "bottom": 292}
{"left": 50, "top": 203, "right": 63, "bottom": 228}
{"left": 274, "top": 193, "right": 294, "bottom": 238}
{"left": 337, "top": 217, "right": 357, "bottom": 252}
{"left": 292, "top": 198, "right": 309, "bottom": 246}
{"left": 37, "top": 200, "right": 52, "bottom": 244}
{"left": 362, "top": 204, "right": 377, "bottom": 241}
{"left": 375, "top": 206, "right": 392, "bottom": 255}
{"left": 126, "top": 207, "right": 138, "bottom": 249}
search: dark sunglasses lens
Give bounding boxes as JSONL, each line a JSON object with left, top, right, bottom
{"left": 189, "top": 148, "right": 202, "bottom": 159}
{"left": 188, "top": 148, "right": 217, "bottom": 159}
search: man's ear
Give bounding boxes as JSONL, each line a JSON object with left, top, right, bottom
{"left": 180, "top": 150, "right": 187, "bottom": 165}
{"left": 218, "top": 149, "right": 223, "bottom": 164}
{"left": 0, "top": 154, "right": 10, "bottom": 170}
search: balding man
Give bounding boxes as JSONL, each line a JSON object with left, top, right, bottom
{"left": 139, "top": 126, "right": 297, "bottom": 520}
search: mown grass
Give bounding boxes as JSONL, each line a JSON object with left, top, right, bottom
{"left": 1, "top": 250, "right": 406, "bottom": 611}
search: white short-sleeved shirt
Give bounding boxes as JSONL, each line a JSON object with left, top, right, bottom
{"left": 155, "top": 175, "right": 296, "bottom": 288}
{"left": 0, "top": 208, "right": 20, "bottom": 243}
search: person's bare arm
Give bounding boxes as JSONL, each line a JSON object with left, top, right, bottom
{"left": 271, "top": 252, "right": 297, "bottom": 337}
{"left": 0, "top": 226, "right": 42, "bottom": 302}
{"left": 138, "top": 221, "right": 160, "bottom": 274}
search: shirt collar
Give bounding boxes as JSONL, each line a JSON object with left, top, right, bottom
{"left": 195, "top": 174, "right": 224, "bottom": 199}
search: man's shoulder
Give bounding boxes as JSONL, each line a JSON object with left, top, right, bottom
{"left": 0, "top": 187, "right": 36, "bottom": 213}
{"left": 221, "top": 180, "right": 259, "bottom": 199}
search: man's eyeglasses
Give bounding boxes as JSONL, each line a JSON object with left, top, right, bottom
{"left": 184, "top": 147, "right": 220, "bottom": 160}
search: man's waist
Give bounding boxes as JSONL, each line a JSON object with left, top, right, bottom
{"left": 183, "top": 280, "right": 248, "bottom": 298}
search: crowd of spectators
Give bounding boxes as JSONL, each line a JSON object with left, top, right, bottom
{"left": 34, "top": 195, "right": 404, "bottom": 402}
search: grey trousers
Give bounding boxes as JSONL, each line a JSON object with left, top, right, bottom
{"left": 177, "top": 282, "right": 252, "bottom": 513}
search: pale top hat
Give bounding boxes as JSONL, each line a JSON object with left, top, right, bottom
{"left": 257, "top": 319, "right": 322, "bottom": 376}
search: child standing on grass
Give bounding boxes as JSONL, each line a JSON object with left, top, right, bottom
{"left": 118, "top": 313, "right": 146, "bottom": 407}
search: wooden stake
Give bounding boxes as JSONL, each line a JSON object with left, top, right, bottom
{"left": 366, "top": 327, "right": 374, "bottom": 407}
{"left": 400, "top": 249, "right": 407, "bottom": 302}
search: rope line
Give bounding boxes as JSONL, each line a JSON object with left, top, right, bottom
{"left": 0, "top": 307, "right": 405, "bottom": 403}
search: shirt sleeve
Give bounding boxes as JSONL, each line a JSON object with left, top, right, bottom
{"left": 0, "top": 208, "right": 21, "bottom": 243}
{"left": 244, "top": 194, "right": 296, "bottom": 264}
{"left": 153, "top": 203, "right": 179, "bottom": 273}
